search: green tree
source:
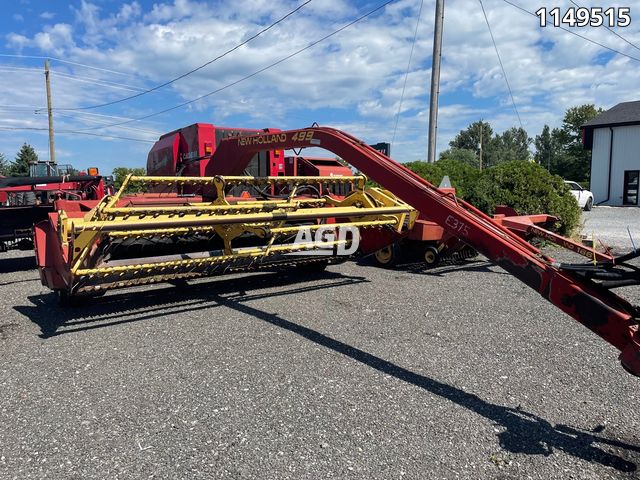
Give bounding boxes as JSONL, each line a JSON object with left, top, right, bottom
{"left": 112, "top": 167, "right": 147, "bottom": 193}
{"left": 449, "top": 121, "right": 532, "bottom": 167}
{"left": 449, "top": 121, "right": 495, "bottom": 166}
{"left": 551, "top": 104, "right": 602, "bottom": 184}
{"left": 438, "top": 148, "right": 479, "bottom": 167}
{"left": 0, "top": 152, "right": 9, "bottom": 176}
{"left": 9, "top": 143, "right": 38, "bottom": 177}
{"left": 534, "top": 124, "right": 558, "bottom": 168}
{"left": 492, "top": 127, "right": 531, "bottom": 164}
{"left": 470, "top": 161, "right": 580, "bottom": 235}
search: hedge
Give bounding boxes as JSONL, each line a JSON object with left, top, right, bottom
{"left": 405, "top": 160, "right": 581, "bottom": 235}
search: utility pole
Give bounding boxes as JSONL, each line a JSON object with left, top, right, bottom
{"left": 427, "top": 0, "right": 444, "bottom": 163}
{"left": 479, "top": 121, "right": 483, "bottom": 171}
{"left": 44, "top": 59, "right": 56, "bottom": 171}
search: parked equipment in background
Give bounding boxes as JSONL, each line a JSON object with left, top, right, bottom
{"left": 0, "top": 169, "right": 108, "bottom": 251}
{"left": 33, "top": 125, "right": 640, "bottom": 377}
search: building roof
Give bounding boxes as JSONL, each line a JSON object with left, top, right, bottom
{"left": 583, "top": 100, "right": 640, "bottom": 128}
{"left": 581, "top": 100, "right": 640, "bottom": 150}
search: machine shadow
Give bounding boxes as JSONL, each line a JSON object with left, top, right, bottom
{"left": 0, "top": 254, "right": 36, "bottom": 273}
{"left": 211, "top": 293, "right": 639, "bottom": 473}
{"left": 358, "top": 256, "right": 510, "bottom": 277}
{"left": 15, "top": 269, "right": 370, "bottom": 338}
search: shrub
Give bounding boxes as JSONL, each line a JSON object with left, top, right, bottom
{"left": 469, "top": 161, "right": 580, "bottom": 235}
{"left": 404, "top": 159, "right": 480, "bottom": 199}
{"left": 404, "top": 159, "right": 581, "bottom": 235}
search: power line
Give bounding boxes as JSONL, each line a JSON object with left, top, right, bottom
{"left": 0, "top": 105, "right": 42, "bottom": 111}
{"left": 502, "top": 0, "right": 640, "bottom": 63}
{"left": 0, "top": 65, "right": 145, "bottom": 93}
{"left": 76, "top": 0, "right": 399, "bottom": 132}
{"left": 0, "top": 66, "right": 42, "bottom": 73}
{"left": 51, "top": 112, "right": 162, "bottom": 136}
{"left": 57, "top": 0, "right": 314, "bottom": 111}
{"left": 0, "top": 125, "right": 154, "bottom": 143}
{"left": 391, "top": 0, "right": 424, "bottom": 147}
{"left": 0, "top": 53, "right": 138, "bottom": 77}
{"left": 51, "top": 70, "right": 146, "bottom": 93}
{"left": 478, "top": 0, "right": 523, "bottom": 129}
{"left": 2, "top": 104, "right": 162, "bottom": 131}
{"left": 568, "top": 0, "right": 640, "bottom": 53}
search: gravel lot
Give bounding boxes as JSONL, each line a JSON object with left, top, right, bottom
{"left": 1, "top": 208, "right": 639, "bottom": 479}
{"left": 582, "top": 206, "right": 640, "bottom": 250}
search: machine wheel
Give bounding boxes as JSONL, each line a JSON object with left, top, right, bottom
{"left": 423, "top": 246, "right": 440, "bottom": 268}
{"left": 584, "top": 197, "right": 593, "bottom": 211}
{"left": 373, "top": 243, "right": 401, "bottom": 268}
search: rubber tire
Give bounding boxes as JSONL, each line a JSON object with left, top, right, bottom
{"left": 584, "top": 197, "right": 593, "bottom": 211}
{"left": 373, "top": 243, "right": 401, "bottom": 268}
{"left": 423, "top": 246, "right": 440, "bottom": 268}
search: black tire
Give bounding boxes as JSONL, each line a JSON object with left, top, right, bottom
{"left": 584, "top": 197, "right": 593, "bottom": 211}
{"left": 423, "top": 246, "right": 440, "bottom": 268}
{"left": 373, "top": 243, "right": 401, "bottom": 268}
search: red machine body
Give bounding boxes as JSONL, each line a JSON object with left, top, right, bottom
{"left": 0, "top": 174, "right": 107, "bottom": 251}
{"left": 147, "top": 123, "right": 285, "bottom": 178}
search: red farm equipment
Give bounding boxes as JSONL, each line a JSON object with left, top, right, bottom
{"left": 0, "top": 168, "right": 108, "bottom": 252}
{"left": 32, "top": 125, "right": 640, "bottom": 377}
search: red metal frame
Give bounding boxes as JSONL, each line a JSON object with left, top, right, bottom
{"left": 147, "top": 123, "right": 285, "bottom": 178}
{"left": 208, "top": 126, "right": 640, "bottom": 376}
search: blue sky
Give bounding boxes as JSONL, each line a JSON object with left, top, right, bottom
{"left": 1, "top": 0, "right": 639, "bottom": 175}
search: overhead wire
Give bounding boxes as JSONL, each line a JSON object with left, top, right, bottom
{"left": 0, "top": 64, "right": 146, "bottom": 91}
{"left": 502, "top": 0, "right": 640, "bottom": 63}
{"left": 56, "top": 0, "right": 314, "bottom": 111}
{"left": 478, "top": 0, "right": 523, "bottom": 129}
{"left": 391, "top": 0, "right": 424, "bottom": 147}
{"left": 50, "top": 70, "right": 147, "bottom": 93}
{"left": 50, "top": 112, "right": 162, "bottom": 136}
{"left": 75, "top": 0, "right": 399, "bottom": 132}
{"left": 0, "top": 53, "right": 138, "bottom": 77}
{"left": 568, "top": 0, "right": 640, "bottom": 53}
{"left": 0, "top": 66, "right": 42, "bottom": 73}
{"left": 0, "top": 126, "right": 154, "bottom": 143}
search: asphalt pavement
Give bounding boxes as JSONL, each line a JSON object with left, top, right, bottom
{"left": 1, "top": 208, "right": 639, "bottom": 479}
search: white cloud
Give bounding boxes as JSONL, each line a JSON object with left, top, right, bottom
{"left": 12, "top": 13, "right": 24, "bottom": 22}
{"left": 40, "top": 11, "right": 56, "bottom": 20}
{"left": 2, "top": 0, "right": 640, "bottom": 169}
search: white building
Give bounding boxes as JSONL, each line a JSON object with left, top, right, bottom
{"left": 583, "top": 101, "right": 640, "bottom": 206}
